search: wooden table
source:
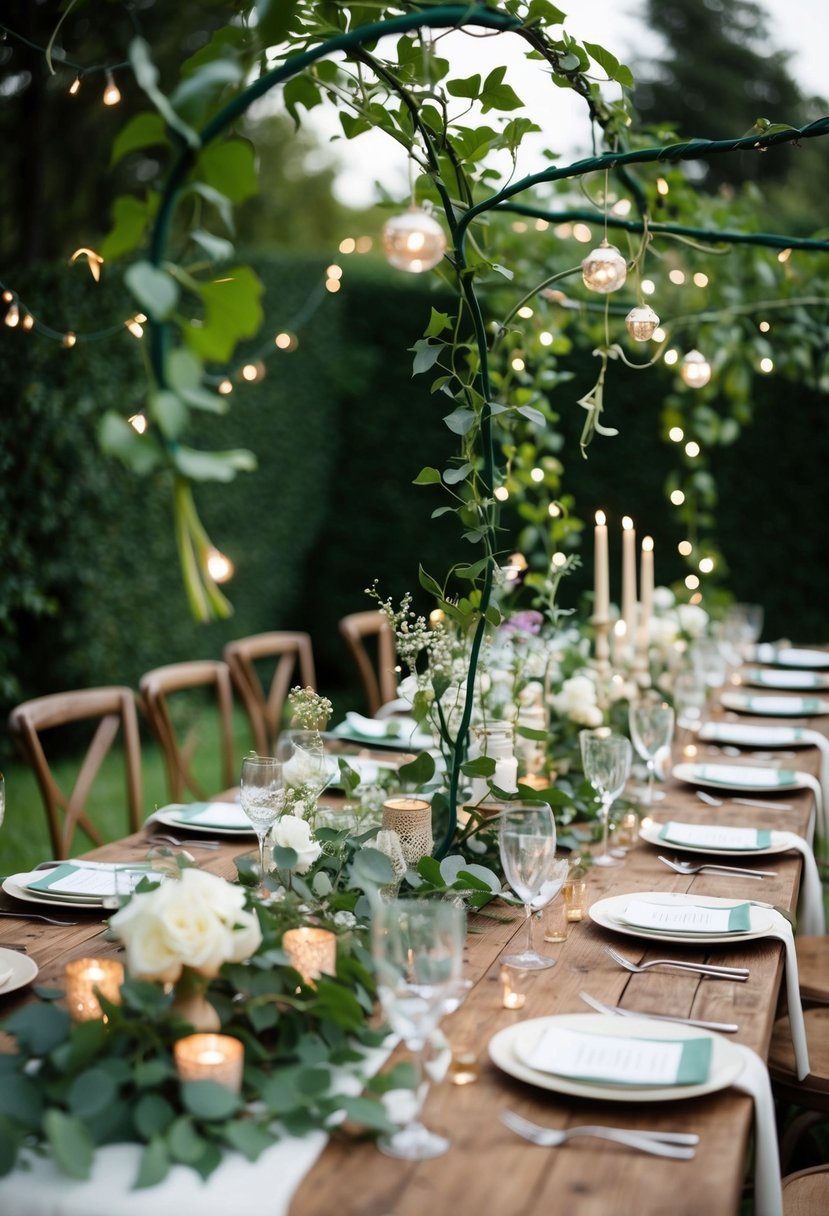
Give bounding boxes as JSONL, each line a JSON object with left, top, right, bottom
{"left": 0, "top": 707, "right": 823, "bottom": 1216}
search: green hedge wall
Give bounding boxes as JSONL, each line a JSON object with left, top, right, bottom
{"left": 1, "top": 251, "right": 827, "bottom": 766}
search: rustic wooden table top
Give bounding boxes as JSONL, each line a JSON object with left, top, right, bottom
{"left": 0, "top": 697, "right": 823, "bottom": 1216}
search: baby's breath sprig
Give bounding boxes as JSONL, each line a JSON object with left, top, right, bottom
{"left": 288, "top": 685, "right": 333, "bottom": 730}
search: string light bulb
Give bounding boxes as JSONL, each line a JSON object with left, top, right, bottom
{"left": 70, "top": 248, "right": 105, "bottom": 283}
{"left": 62, "top": 332, "right": 77, "bottom": 348}
{"left": 103, "top": 72, "right": 121, "bottom": 106}
{"left": 69, "top": 75, "right": 81, "bottom": 96}
{"left": 206, "top": 548, "right": 234, "bottom": 584}
{"left": 21, "top": 312, "right": 34, "bottom": 331}
{"left": 625, "top": 304, "right": 660, "bottom": 341}
{"left": 680, "top": 349, "right": 712, "bottom": 388}
{"left": 4, "top": 302, "right": 20, "bottom": 328}
{"left": 581, "top": 240, "right": 627, "bottom": 293}
{"left": 382, "top": 207, "right": 447, "bottom": 273}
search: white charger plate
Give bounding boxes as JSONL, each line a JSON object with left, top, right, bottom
{"left": 754, "top": 645, "right": 829, "bottom": 670}
{"left": 589, "top": 891, "right": 777, "bottom": 945}
{"left": 489, "top": 1012, "right": 745, "bottom": 1103}
{"left": 639, "top": 819, "right": 794, "bottom": 858}
{"left": 742, "top": 668, "right": 829, "bottom": 692}
{"left": 2, "top": 872, "right": 105, "bottom": 910}
{"left": 0, "top": 946, "right": 39, "bottom": 995}
{"left": 698, "top": 722, "right": 809, "bottom": 749}
{"left": 720, "top": 691, "right": 829, "bottom": 717}
{"left": 150, "top": 805, "right": 256, "bottom": 837}
{"left": 672, "top": 762, "right": 806, "bottom": 793}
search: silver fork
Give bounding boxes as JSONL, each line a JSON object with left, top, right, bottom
{"left": 605, "top": 945, "right": 749, "bottom": 981}
{"left": 580, "top": 989, "right": 739, "bottom": 1032}
{"left": 658, "top": 855, "right": 776, "bottom": 880}
{"left": 500, "top": 1111, "right": 697, "bottom": 1159}
{"left": 0, "top": 910, "right": 80, "bottom": 926}
{"left": 146, "top": 833, "right": 220, "bottom": 850}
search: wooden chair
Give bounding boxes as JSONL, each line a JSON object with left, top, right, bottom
{"left": 781, "top": 1164, "right": 829, "bottom": 1215}
{"left": 769, "top": 1005, "right": 829, "bottom": 1172}
{"left": 139, "top": 660, "right": 236, "bottom": 803}
{"left": 338, "top": 610, "right": 397, "bottom": 717}
{"left": 223, "top": 631, "right": 316, "bottom": 755}
{"left": 8, "top": 687, "right": 143, "bottom": 859}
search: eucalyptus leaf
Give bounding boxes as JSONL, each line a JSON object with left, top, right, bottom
{"left": 180, "top": 1080, "right": 241, "bottom": 1121}
{"left": 110, "top": 112, "right": 169, "bottom": 166}
{"left": 172, "top": 446, "right": 257, "bottom": 482}
{"left": 134, "top": 1135, "right": 170, "bottom": 1190}
{"left": 167, "top": 1116, "right": 206, "bottom": 1164}
{"left": 442, "top": 462, "right": 472, "bottom": 486}
{"left": 129, "top": 38, "right": 199, "bottom": 149}
{"left": 68, "top": 1068, "right": 119, "bottom": 1120}
{"left": 3, "top": 1003, "right": 70, "bottom": 1055}
{"left": 43, "top": 1110, "right": 93, "bottom": 1180}
{"left": 224, "top": 1119, "right": 276, "bottom": 1162}
{"left": 124, "top": 261, "right": 179, "bottom": 321}
{"left": 397, "top": 751, "right": 436, "bottom": 785}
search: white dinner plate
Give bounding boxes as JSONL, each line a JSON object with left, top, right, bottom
{"left": 489, "top": 1013, "right": 745, "bottom": 1103}
{"left": 639, "top": 819, "right": 794, "bottom": 858}
{"left": 0, "top": 946, "right": 39, "bottom": 995}
{"left": 742, "top": 668, "right": 829, "bottom": 692}
{"left": 589, "top": 891, "right": 777, "bottom": 945}
{"left": 150, "top": 804, "right": 257, "bottom": 837}
{"left": 754, "top": 645, "right": 829, "bottom": 670}
{"left": 2, "top": 872, "right": 105, "bottom": 910}
{"left": 698, "top": 722, "right": 810, "bottom": 749}
{"left": 329, "top": 713, "right": 434, "bottom": 752}
{"left": 720, "top": 691, "right": 829, "bottom": 718}
{"left": 672, "top": 762, "right": 806, "bottom": 794}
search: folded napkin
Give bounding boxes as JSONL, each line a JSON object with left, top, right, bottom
{"left": 777, "top": 833, "right": 826, "bottom": 936}
{"left": 622, "top": 898, "right": 753, "bottom": 934}
{"left": 745, "top": 668, "right": 829, "bottom": 691}
{"left": 341, "top": 712, "right": 433, "bottom": 749}
{"left": 24, "top": 862, "right": 162, "bottom": 900}
{"left": 658, "top": 821, "right": 772, "bottom": 850}
{"left": 765, "top": 910, "right": 810, "bottom": 1080}
{"left": 730, "top": 1044, "right": 783, "bottom": 1216}
{"left": 520, "top": 1023, "right": 712, "bottom": 1087}
{"left": 164, "top": 802, "right": 253, "bottom": 830}
{"left": 754, "top": 643, "right": 829, "bottom": 670}
{"left": 687, "top": 763, "right": 798, "bottom": 790}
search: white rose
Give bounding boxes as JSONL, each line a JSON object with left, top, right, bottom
{"left": 113, "top": 904, "right": 183, "bottom": 983}
{"left": 676, "top": 603, "right": 709, "bottom": 638}
{"left": 396, "top": 674, "right": 420, "bottom": 706}
{"left": 653, "top": 585, "right": 675, "bottom": 612}
{"left": 649, "top": 615, "right": 679, "bottom": 648}
{"left": 282, "top": 746, "right": 330, "bottom": 791}
{"left": 272, "top": 814, "right": 322, "bottom": 873}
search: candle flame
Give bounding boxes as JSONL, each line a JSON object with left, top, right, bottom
{"left": 595, "top": 509, "right": 606, "bottom": 526}
{"left": 622, "top": 516, "right": 633, "bottom": 530}
{"left": 642, "top": 536, "right": 654, "bottom": 551}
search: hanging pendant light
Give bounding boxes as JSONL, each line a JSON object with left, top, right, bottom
{"left": 625, "top": 304, "right": 660, "bottom": 341}
{"left": 680, "top": 348, "right": 712, "bottom": 388}
{"left": 581, "top": 239, "right": 627, "bottom": 293}
{"left": 382, "top": 207, "right": 447, "bottom": 273}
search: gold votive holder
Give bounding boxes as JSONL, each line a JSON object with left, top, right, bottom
{"left": 382, "top": 797, "right": 433, "bottom": 867}
{"left": 500, "top": 964, "right": 529, "bottom": 1010}
{"left": 449, "top": 1045, "right": 479, "bottom": 1086}
{"left": 562, "top": 878, "right": 588, "bottom": 923}
{"left": 542, "top": 898, "right": 570, "bottom": 943}
{"left": 282, "top": 927, "right": 337, "bottom": 984}
{"left": 616, "top": 810, "right": 640, "bottom": 850}
{"left": 174, "top": 1033, "right": 244, "bottom": 1093}
{"left": 64, "top": 957, "right": 124, "bottom": 1022}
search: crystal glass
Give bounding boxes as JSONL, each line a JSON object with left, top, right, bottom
{"left": 579, "top": 731, "right": 632, "bottom": 867}
{"left": 499, "top": 803, "right": 561, "bottom": 970}
{"left": 690, "top": 636, "right": 728, "bottom": 691}
{"left": 276, "top": 729, "right": 332, "bottom": 809}
{"left": 629, "top": 697, "right": 675, "bottom": 805}
{"left": 239, "top": 755, "right": 283, "bottom": 888}
{"left": 728, "top": 602, "right": 764, "bottom": 644}
{"left": 371, "top": 898, "right": 465, "bottom": 1160}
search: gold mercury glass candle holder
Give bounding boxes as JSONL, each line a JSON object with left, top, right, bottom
{"left": 381, "top": 797, "right": 433, "bottom": 867}
{"left": 64, "top": 957, "right": 124, "bottom": 1022}
{"left": 174, "top": 1033, "right": 244, "bottom": 1093}
{"left": 562, "top": 877, "right": 589, "bottom": 923}
{"left": 500, "top": 964, "right": 530, "bottom": 1010}
{"left": 282, "top": 927, "right": 337, "bottom": 984}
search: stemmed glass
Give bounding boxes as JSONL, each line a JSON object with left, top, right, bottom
{"left": 239, "top": 755, "right": 284, "bottom": 889}
{"left": 579, "top": 731, "right": 633, "bottom": 867}
{"left": 499, "top": 803, "right": 560, "bottom": 970}
{"left": 371, "top": 898, "right": 465, "bottom": 1160}
{"left": 672, "top": 669, "right": 707, "bottom": 758}
{"left": 276, "top": 729, "right": 332, "bottom": 807}
{"left": 628, "top": 697, "right": 675, "bottom": 805}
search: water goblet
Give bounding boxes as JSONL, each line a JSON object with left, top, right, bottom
{"left": 579, "top": 731, "right": 633, "bottom": 867}
{"left": 276, "top": 729, "right": 332, "bottom": 814}
{"left": 239, "top": 755, "right": 284, "bottom": 889}
{"left": 628, "top": 697, "right": 675, "bottom": 805}
{"left": 371, "top": 898, "right": 465, "bottom": 1160}
{"left": 499, "top": 803, "right": 560, "bottom": 970}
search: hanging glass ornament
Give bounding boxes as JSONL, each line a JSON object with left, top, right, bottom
{"left": 680, "top": 348, "right": 712, "bottom": 388}
{"left": 382, "top": 207, "right": 447, "bottom": 273}
{"left": 625, "top": 304, "right": 660, "bottom": 341}
{"left": 581, "top": 240, "right": 627, "bottom": 293}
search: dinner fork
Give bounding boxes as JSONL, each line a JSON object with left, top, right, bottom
{"left": 605, "top": 945, "right": 749, "bottom": 981}
{"left": 145, "top": 833, "right": 220, "bottom": 850}
{"left": 658, "top": 855, "right": 776, "bottom": 880}
{"left": 0, "top": 910, "right": 80, "bottom": 926}
{"left": 500, "top": 1111, "right": 697, "bottom": 1159}
{"left": 580, "top": 990, "right": 739, "bottom": 1032}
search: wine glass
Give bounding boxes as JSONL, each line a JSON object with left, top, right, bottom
{"left": 499, "top": 803, "right": 560, "bottom": 970}
{"left": 276, "top": 729, "right": 332, "bottom": 807}
{"left": 672, "top": 669, "right": 707, "bottom": 759}
{"left": 628, "top": 697, "right": 675, "bottom": 805}
{"left": 371, "top": 898, "right": 465, "bottom": 1160}
{"left": 579, "top": 731, "right": 633, "bottom": 867}
{"left": 239, "top": 755, "right": 284, "bottom": 889}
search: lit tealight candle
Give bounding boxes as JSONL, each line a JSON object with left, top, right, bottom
{"left": 282, "top": 927, "right": 337, "bottom": 985}
{"left": 500, "top": 965, "right": 527, "bottom": 1010}
{"left": 64, "top": 957, "right": 124, "bottom": 1021}
{"left": 174, "top": 1033, "right": 244, "bottom": 1093}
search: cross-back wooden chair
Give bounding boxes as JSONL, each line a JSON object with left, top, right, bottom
{"left": 8, "top": 686, "right": 143, "bottom": 859}
{"left": 138, "top": 660, "right": 236, "bottom": 803}
{"left": 338, "top": 610, "right": 398, "bottom": 717}
{"left": 223, "top": 631, "right": 316, "bottom": 756}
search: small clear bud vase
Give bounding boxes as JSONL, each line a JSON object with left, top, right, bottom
{"left": 468, "top": 721, "right": 519, "bottom": 802}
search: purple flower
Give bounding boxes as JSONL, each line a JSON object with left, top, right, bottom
{"left": 501, "top": 610, "right": 544, "bottom": 636}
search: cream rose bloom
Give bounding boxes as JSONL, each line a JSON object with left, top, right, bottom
{"left": 110, "top": 868, "right": 262, "bottom": 983}
{"left": 271, "top": 813, "right": 322, "bottom": 873}
{"left": 552, "top": 674, "right": 603, "bottom": 728}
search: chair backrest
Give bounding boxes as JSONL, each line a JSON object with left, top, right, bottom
{"left": 223, "top": 631, "right": 316, "bottom": 756}
{"left": 8, "top": 686, "right": 143, "bottom": 859}
{"left": 338, "top": 610, "right": 397, "bottom": 717}
{"left": 139, "top": 660, "right": 236, "bottom": 803}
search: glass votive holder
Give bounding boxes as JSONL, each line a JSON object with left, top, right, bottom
{"left": 282, "top": 927, "right": 337, "bottom": 984}
{"left": 562, "top": 878, "right": 588, "bottom": 923}
{"left": 500, "top": 964, "right": 530, "bottom": 1010}
{"left": 449, "top": 1045, "right": 479, "bottom": 1086}
{"left": 174, "top": 1033, "right": 244, "bottom": 1093}
{"left": 542, "top": 898, "right": 570, "bottom": 943}
{"left": 615, "top": 810, "right": 640, "bottom": 851}
{"left": 64, "top": 957, "right": 124, "bottom": 1021}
